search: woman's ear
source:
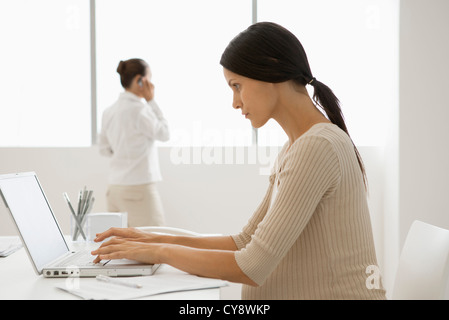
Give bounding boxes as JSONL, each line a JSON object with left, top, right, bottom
{"left": 131, "top": 74, "right": 143, "bottom": 88}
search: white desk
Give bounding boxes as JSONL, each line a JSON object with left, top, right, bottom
{"left": 0, "top": 237, "right": 220, "bottom": 300}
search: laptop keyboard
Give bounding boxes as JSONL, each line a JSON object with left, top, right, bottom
{"left": 58, "top": 250, "right": 106, "bottom": 267}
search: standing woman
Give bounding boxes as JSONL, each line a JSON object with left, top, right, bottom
{"left": 92, "top": 23, "right": 386, "bottom": 300}
{"left": 98, "top": 58, "right": 169, "bottom": 227}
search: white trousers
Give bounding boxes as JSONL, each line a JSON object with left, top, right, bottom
{"left": 106, "top": 183, "right": 165, "bottom": 227}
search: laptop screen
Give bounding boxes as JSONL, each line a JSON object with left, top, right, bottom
{"left": 0, "top": 172, "right": 69, "bottom": 274}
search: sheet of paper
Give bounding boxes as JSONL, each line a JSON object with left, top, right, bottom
{"left": 0, "top": 236, "right": 22, "bottom": 257}
{"left": 56, "top": 267, "right": 228, "bottom": 300}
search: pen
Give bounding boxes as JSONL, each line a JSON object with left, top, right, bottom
{"left": 83, "top": 190, "right": 93, "bottom": 216}
{"left": 96, "top": 274, "right": 142, "bottom": 289}
{"left": 86, "top": 196, "right": 95, "bottom": 215}
{"left": 73, "top": 188, "right": 95, "bottom": 240}
{"left": 63, "top": 192, "right": 86, "bottom": 240}
{"left": 77, "top": 190, "right": 82, "bottom": 216}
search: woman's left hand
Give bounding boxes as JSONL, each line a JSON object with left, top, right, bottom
{"left": 91, "top": 237, "right": 161, "bottom": 265}
{"left": 94, "top": 227, "right": 158, "bottom": 243}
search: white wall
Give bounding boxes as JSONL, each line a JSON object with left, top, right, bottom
{"left": 0, "top": 146, "right": 383, "bottom": 238}
{"left": 0, "top": 147, "right": 385, "bottom": 258}
{"left": 399, "top": 0, "right": 449, "bottom": 238}
{"left": 0, "top": 147, "right": 270, "bottom": 236}
{"left": 374, "top": 0, "right": 449, "bottom": 296}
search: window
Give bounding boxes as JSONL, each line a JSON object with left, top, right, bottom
{"left": 257, "top": 0, "right": 399, "bottom": 146}
{"left": 96, "top": 0, "right": 253, "bottom": 147}
{"left": 0, "top": 0, "right": 398, "bottom": 147}
{"left": 0, "top": 0, "right": 91, "bottom": 147}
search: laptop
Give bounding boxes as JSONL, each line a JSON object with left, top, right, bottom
{"left": 0, "top": 172, "right": 159, "bottom": 278}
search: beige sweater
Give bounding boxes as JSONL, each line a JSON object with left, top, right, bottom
{"left": 232, "top": 123, "right": 386, "bottom": 300}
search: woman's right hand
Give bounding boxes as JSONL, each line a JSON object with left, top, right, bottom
{"left": 141, "top": 78, "right": 155, "bottom": 102}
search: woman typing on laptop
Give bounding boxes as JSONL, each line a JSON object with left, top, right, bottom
{"left": 92, "top": 22, "right": 386, "bottom": 300}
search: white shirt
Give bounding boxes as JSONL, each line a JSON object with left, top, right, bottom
{"left": 98, "top": 91, "right": 170, "bottom": 185}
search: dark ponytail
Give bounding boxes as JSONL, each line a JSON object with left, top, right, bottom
{"left": 309, "top": 79, "right": 367, "bottom": 189}
{"left": 220, "top": 22, "right": 367, "bottom": 188}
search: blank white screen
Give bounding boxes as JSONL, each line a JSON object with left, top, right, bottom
{"left": 0, "top": 174, "right": 68, "bottom": 273}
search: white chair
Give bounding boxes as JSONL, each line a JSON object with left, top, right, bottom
{"left": 391, "top": 220, "right": 449, "bottom": 300}
{"left": 136, "top": 226, "right": 220, "bottom": 237}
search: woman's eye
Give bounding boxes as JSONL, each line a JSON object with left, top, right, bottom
{"left": 233, "top": 84, "right": 240, "bottom": 90}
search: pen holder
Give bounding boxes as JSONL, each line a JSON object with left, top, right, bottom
{"left": 70, "top": 214, "right": 89, "bottom": 242}
{"left": 63, "top": 188, "right": 95, "bottom": 242}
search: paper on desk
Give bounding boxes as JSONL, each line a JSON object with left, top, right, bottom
{"left": 56, "top": 270, "right": 228, "bottom": 300}
{"left": 0, "top": 237, "right": 22, "bottom": 257}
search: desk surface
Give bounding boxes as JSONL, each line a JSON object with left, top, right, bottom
{"left": 0, "top": 237, "right": 220, "bottom": 300}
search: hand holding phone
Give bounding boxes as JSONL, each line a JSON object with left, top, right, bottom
{"left": 141, "top": 77, "right": 154, "bottom": 102}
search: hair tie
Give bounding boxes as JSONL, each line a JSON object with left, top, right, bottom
{"left": 308, "top": 77, "right": 316, "bottom": 86}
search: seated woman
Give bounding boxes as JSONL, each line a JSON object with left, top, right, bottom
{"left": 92, "top": 22, "right": 386, "bottom": 300}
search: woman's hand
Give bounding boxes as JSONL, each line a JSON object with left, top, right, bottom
{"left": 92, "top": 227, "right": 165, "bottom": 264}
{"left": 94, "top": 227, "right": 156, "bottom": 243}
{"left": 141, "top": 77, "right": 155, "bottom": 102}
{"left": 91, "top": 237, "right": 162, "bottom": 265}
{"left": 90, "top": 228, "right": 257, "bottom": 286}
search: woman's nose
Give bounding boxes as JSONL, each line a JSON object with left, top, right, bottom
{"left": 232, "top": 96, "right": 242, "bottom": 109}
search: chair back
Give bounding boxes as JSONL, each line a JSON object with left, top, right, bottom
{"left": 137, "top": 226, "right": 221, "bottom": 237}
{"left": 392, "top": 220, "right": 449, "bottom": 299}
{"left": 137, "top": 226, "right": 203, "bottom": 236}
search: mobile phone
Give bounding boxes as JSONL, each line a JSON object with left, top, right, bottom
{"left": 138, "top": 77, "right": 143, "bottom": 87}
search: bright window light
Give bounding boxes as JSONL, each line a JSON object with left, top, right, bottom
{"left": 0, "top": 0, "right": 91, "bottom": 147}
{"left": 257, "top": 0, "right": 399, "bottom": 146}
{"left": 0, "top": 0, "right": 398, "bottom": 148}
{"left": 96, "top": 0, "right": 253, "bottom": 147}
